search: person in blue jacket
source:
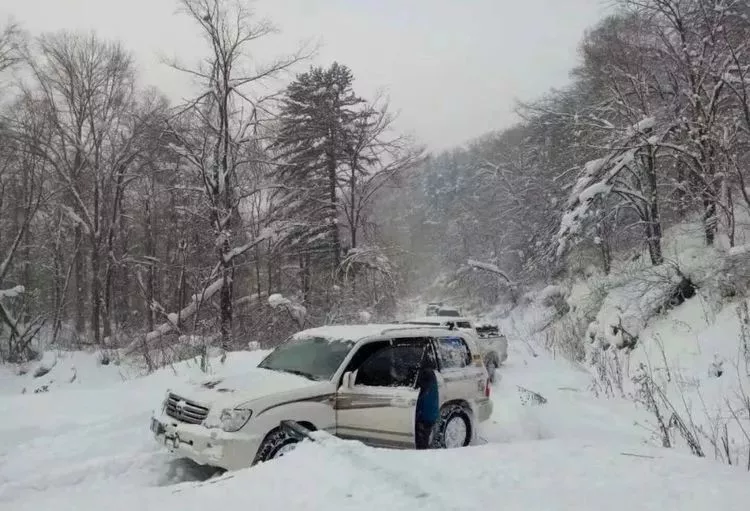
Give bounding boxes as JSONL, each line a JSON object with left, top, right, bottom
{"left": 414, "top": 350, "right": 439, "bottom": 449}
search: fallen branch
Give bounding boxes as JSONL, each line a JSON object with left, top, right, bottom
{"left": 467, "top": 259, "right": 515, "bottom": 285}
{"left": 222, "top": 231, "right": 272, "bottom": 264}
{"left": 123, "top": 278, "right": 224, "bottom": 354}
{"left": 620, "top": 452, "right": 659, "bottom": 459}
{"left": 516, "top": 385, "right": 547, "bottom": 405}
{"left": 234, "top": 294, "right": 261, "bottom": 308}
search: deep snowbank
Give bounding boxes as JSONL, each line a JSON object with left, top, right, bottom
{"left": 495, "top": 219, "right": 750, "bottom": 467}
{"left": 2, "top": 338, "right": 748, "bottom": 510}
{"left": 8, "top": 436, "right": 749, "bottom": 511}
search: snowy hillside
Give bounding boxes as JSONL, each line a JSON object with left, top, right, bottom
{"left": 489, "top": 220, "right": 750, "bottom": 470}
{"left": 2, "top": 337, "right": 748, "bottom": 511}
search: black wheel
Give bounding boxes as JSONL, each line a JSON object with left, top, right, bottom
{"left": 433, "top": 404, "right": 472, "bottom": 449}
{"left": 253, "top": 428, "right": 299, "bottom": 464}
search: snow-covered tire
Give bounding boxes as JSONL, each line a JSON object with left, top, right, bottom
{"left": 254, "top": 428, "right": 299, "bottom": 464}
{"left": 433, "top": 404, "right": 472, "bottom": 449}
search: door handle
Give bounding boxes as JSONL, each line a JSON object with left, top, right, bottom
{"left": 391, "top": 397, "right": 417, "bottom": 407}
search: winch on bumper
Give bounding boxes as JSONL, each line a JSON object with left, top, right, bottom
{"left": 151, "top": 414, "right": 261, "bottom": 471}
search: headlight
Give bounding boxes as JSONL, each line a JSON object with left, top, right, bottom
{"left": 219, "top": 408, "right": 253, "bottom": 432}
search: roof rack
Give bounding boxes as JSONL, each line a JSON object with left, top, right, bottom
{"left": 378, "top": 324, "right": 452, "bottom": 335}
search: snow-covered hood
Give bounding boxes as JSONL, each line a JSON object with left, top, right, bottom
{"left": 169, "top": 367, "right": 322, "bottom": 409}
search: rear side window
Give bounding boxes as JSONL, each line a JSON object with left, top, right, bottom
{"left": 436, "top": 336, "right": 472, "bottom": 369}
{"left": 455, "top": 321, "right": 472, "bottom": 329}
{"left": 438, "top": 309, "right": 460, "bottom": 317}
{"left": 355, "top": 339, "right": 433, "bottom": 387}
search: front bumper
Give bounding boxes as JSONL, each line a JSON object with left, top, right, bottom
{"left": 151, "top": 414, "right": 261, "bottom": 471}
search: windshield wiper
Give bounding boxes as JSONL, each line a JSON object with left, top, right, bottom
{"left": 278, "top": 368, "right": 320, "bottom": 381}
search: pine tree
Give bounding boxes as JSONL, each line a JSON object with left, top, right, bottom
{"left": 272, "top": 63, "right": 365, "bottom": 282}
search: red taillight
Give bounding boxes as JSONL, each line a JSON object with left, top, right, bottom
{"left": 484, "top": 379, "right": 491, "bottom": 397}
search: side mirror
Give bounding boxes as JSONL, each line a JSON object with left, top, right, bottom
{"left": 342, "top": 371, "right": 356, "bottom": 389}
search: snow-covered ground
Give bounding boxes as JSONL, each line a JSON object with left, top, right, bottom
{"left": 2, "top": 330, "right": 748, "bottom": 511}
{"left": 485, "top": 219, "right": 750, "bottom": 469}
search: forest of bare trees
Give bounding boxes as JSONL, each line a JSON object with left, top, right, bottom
{"left": 3, "top": 0, "right": 750, "bottom": 366}
{"left": 0, "top": 0, "right": 421, "bottom": 363}
{"left": 382, "top": 0, "right": 750, "bottom": 308}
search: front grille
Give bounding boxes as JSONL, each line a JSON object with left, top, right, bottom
{"left": 165, "top": 393, "right": 209, "bottom": 424}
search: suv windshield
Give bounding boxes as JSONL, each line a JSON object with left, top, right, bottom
{"left": 258, "top": 335, "right": 355, "bottom": 381}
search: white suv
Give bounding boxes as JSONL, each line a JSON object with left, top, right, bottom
{"left": 150, "top": 324, "right": 493, "bottom": 470}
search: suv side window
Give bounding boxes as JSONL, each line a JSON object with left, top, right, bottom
{"left": 436, "top": 336, "right": 472, "bottom": 369}
{"left": 355, "top": 340, "right": 432, "bottom": 387}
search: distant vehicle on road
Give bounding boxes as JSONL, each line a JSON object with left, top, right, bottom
{"left": 425, "top": 302, "right": 443, "bottom": 315}
{"left": 424, "top": 303, "right": 463, "bottom": 317}
{"left": 401, "top": 316, "right": 507, "bottom": 383}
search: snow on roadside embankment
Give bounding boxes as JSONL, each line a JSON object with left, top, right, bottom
{"left": 1, "top": 321, "right": 749, "bottom": 511}
{"left": 0, "top": 351, "right": 131, "bottom": 396}
{"left": 492, "top": 220, "right": 750, "bottom": 468}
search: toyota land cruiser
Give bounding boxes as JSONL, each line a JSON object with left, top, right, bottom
{"left": 150, "top": 324, "right": 493, "bottom": 470}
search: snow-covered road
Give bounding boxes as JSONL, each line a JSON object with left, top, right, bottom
{"left": 1, "top": 340, "right": 747, "bottom": 511}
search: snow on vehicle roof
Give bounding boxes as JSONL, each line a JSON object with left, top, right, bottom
{"left": 292, "top": 323, "right": 446, "bottom": 342}
{"left": 404, "top": 316, "right": 471, "bottom": 324}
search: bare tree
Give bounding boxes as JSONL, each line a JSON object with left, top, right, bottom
{"left": 617, "top": 0, "right": 745, "bottom": 246}
{"left": 0, "top": 95, "right": 49, "bottom": 361}
{"left": 14, "top": 32, "right": 149, "bottom": 344}
{"left": 340, "top": 97, "right": 425, "bottom": 253}
{"left": 0, "top": 22, "right": 22, "bottom": 76}
{"left": 166, "top": 0, "right": 308, "bottom": 351}
{"left": 557, "top": 118, "right": 670, "bottom": 266}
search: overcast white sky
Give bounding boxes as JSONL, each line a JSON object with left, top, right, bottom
{"left": 2, "top": 0, "right": 608, "bottom": 150}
